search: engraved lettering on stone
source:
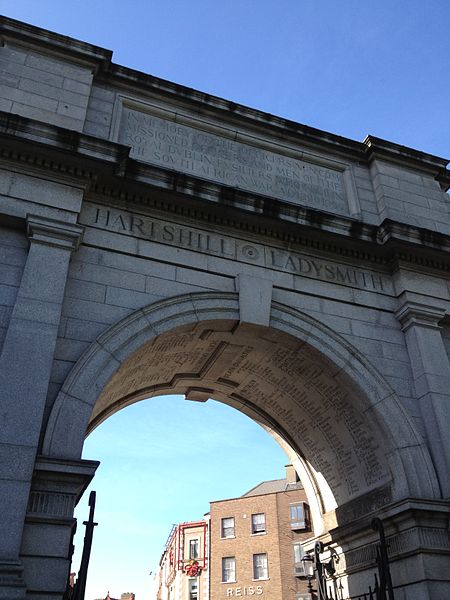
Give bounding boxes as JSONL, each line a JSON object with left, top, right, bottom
{"left": 119, "top": 109, "right": 349, "bottom": 214}
{"left": 103, "top": 336, "right": 222, "bottom": 402}
{"left": 226, "top": 345, "right": 386, "bottom": 500}
{"left": 97, "top": 327, "right": 388, "bottom": 505}
{"left": 336, "top": 485, "right": 392, "bottom": 523}
{"left": 83, "top": 204, "right": 391, "bottom": 294}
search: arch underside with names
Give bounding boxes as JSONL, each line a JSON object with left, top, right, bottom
{"left": 44, "top": 293, "right": 433, "bottom": 531}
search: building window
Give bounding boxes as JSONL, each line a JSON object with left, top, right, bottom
{"left": 253, "top": 553, "right": 268, "bottom": 580}
{"left": 293, "top": 543, "right": 305, "bottom": 576}
{"left": 189, "top": 538, "right": 199, "bottom": 559}
{"left": 222, "top": 556, "right": 236, "bottom": 582}
{"left": 289, "top": 502, "right": 310, "bottom": 530}
{"left": 251, "top": 513, "right": 266, "bottom": 534}
{"left": 221, "top": 517, "right": 235, "bottom": 538}
{"left": 188, "top": 578, "right": 198, "bottom": 600}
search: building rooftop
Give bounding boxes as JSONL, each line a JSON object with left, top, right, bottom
{"left": 242, "top": 477, "right": 303, "bottom": 498}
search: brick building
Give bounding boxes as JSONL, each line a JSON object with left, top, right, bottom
{"left": 157, "top": 520, "right": 209, "bottom": 600}
{"left": 156, "top": 466, "right": 312, "bottom": 600}
{"left": 209, "top": 465, "right": 311, "bottom": 600}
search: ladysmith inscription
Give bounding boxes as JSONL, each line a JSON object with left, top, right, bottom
{"left": 118, "top": 108, "right": 349, "bottom": 215}
{"left": 83, "top": 204, "right": 392, "bottom": 294}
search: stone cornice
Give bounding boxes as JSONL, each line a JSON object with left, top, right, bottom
{"left": 1, "top": 16, "right": 449, "bottom": 179}
{"left": 395, "top": 298, "right": 446, "bottom": 332}
{"left": 26, "top": 214, "right": 84, "bottom": 251}
{"left": 87, "top": 173, "right": 450, "bottom": 271}
{"left": 88, "top": 182, "right": 450, "bottom": 275}
{"left": 28, "top": 456, "right": 100, "bottom": 519}
{"left": 378, "top": 220, "right": 450, "bottom": 253}
{"left": 2, "top": 113, "right": 450, "bottom": 272}
{"left": 102, "top": 66, "right": 450, "bottom": 178}
{"left": 0, "top": 111, "right": 130, "bottom": 176}
{"left": 0, "top": 15, "right": 112, "bottom": 71}
{"left": 364, "top": 136, "right": 449, "bottom": 182}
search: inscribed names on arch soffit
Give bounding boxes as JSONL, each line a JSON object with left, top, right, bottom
{"left": 95, "top": 325, "right": 389, "bottom": 507}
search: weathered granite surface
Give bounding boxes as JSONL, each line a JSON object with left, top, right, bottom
{"left": 0, "top": 15, "right": 449, "bottom": 600}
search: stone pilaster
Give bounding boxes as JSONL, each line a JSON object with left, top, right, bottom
{"left": 0, "top": 215, "right": 83, "bottom": 598}
{"left": 395, "top": 297, "right": 450, "bottom": 498}
{"left": 20, "top": 457, "right": 98, "bottom": 600}
{"left": 324, "top": 498, "right": 450, "bottom": 600}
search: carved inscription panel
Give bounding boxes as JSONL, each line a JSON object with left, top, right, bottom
{"left": 82, "top": 203, "right": 393, "bottom": 295}
{"left": 98, "top": 327, "right": 388, "bottom": 505}
{"left": 118, "top": 107, "right": 350, "bottom": 215}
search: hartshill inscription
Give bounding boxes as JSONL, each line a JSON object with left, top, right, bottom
{"left": 119, "top": 108, "right": 349, "bottom": 215}
{"left": 83, "top": 204, "right": 392, "bottom": 294}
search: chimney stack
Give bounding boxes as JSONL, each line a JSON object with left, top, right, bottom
{"left": 285, "top": 464, "right": 299, "bottom": 484}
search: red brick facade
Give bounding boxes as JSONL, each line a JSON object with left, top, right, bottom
{"left": 209, "top": 470, "right": 312, "bottom": 600}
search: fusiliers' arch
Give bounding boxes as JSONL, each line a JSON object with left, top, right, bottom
{"left": 43, "top": 292, "right": 438, "bottom": 539}
{"left": 2, "top": 17, "right": 450, "bottom": 600}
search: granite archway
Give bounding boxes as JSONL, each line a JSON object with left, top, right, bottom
{"left": 1, "top": 17, "right": 450, "bottom": 600}
{"left": 43, "top": 292, "right": 438, "bottom": 538}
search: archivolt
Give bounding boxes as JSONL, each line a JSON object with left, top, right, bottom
{"left": 43, "top": 291, "right": 439, "bottom": 520}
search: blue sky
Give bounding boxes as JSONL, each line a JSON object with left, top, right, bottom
{"left": 73, "top": 397, "right": 288, "bottom": 600}
{"left": 2, "top": 0, "right": 449, "bottom": 157}
{"left": 2, "top": 1, "right": 448, "bottom": 598}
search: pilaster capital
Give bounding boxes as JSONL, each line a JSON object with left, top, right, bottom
{"left": 27, "top": 457, "right": 99, "bottom": 522}
{"left": 26, "top": 214, "right": 84, "bottom": 252}
{"left": 395, "top": 298, "right": 446, "bottom": 332}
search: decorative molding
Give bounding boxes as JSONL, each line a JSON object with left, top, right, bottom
{"left": 0, "top": 110, "right": 129, "bottom": 176}
{"left": 395, "top": 300, "right": 446, "bottom": 332}
{"left": 335, "top": 485, "right": 392, "bottom": 525}
{"left": 27, "top": 491, "right": 76, "bottom": 519}
{"left": 89, "top": 186, "right": 392, "bottom": 266}
{"left": 378, "top": 219, "right": 450, "bottom": 252}
{"left": 26, "top": 214, "right": 84, "bottom": 251}
{"left": 0, "top": 144, "right": 96, "bottom": 182}
{"left": 0, "top": 15, "right": 112, "bottom": 66}
{"left": 91, "top": 188, "right": 450, "bottom": 274}
{"left": 341, "top": 526, "right": 450, "bottom": 574}
{"left": 364, "top": 136, "right": 449, "bottom": 176}
{"left": 26, "top": 456, "right": 99, "bottom": 522}
{"left": 0, "top": 561, "right": 25, "bottom": 589}
{"left": 1, "top": 114, "right": 450, "bottom": 273}
{"left": 419, "top": 527, "right": 450, "bottom": 548}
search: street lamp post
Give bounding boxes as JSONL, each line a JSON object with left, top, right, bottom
{"left": 301, "top": 554, "right": 315, "bottom": 598}
{"left": 301, "top": 542, "right": 337, "bottom": 600}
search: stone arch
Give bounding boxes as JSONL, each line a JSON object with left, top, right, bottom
{"left": 42, "top": 291, "right": 439, "bottom": 533}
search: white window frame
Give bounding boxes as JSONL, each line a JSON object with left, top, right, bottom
{"left": 251, "top": 512, "right": 266, "bottom": 534}
{"left": 221, "top": 516, "right": 235, "bottom": 538}
{"left": 188, "top": 577, "right": 198, "bottom": 600}
{"left": 289, "top": 502, "right": 309, "bottom": 530}
{"left": 189, "top": 538, "right": 199, "bottom": 559}
{"left": 252, "top": 553, "right": 268, "bottom": 580}
{"left": 293, "top": 543, "right": 305, "bottom": 576}
{"left": 222, "top": 556, "right": 236, "bottom": 583}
